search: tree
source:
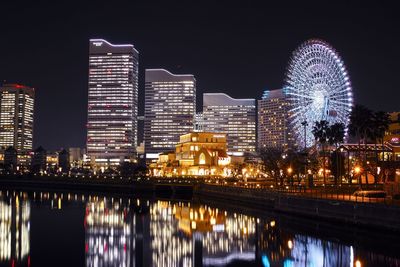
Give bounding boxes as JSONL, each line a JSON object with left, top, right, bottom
{"left": 328, "top": 122, "right": 345, "bottom": 184}
{"left": 349, "top": 105, "right": 374, "bottom": 185}
{"left": 259, "top": 147, "right": 283, "bottom": 186}
{"left": 370, "top": 111, "right": 390, "bottom": 183}
{"left": 259, "top": 148, "right": 303, "bottom": 187}
{"left": 312, "top": 120, "right": 330, "bottom": 185}
{"left": 119, "top": 162, "right": 148, "bottom": 178}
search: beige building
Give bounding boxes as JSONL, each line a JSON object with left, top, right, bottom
{"left": 151, "top": 132, "right": 231, "bottom": 177}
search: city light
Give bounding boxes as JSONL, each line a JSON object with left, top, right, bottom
{"left": 354, "top": 166, "right": 361, "bottom": 174}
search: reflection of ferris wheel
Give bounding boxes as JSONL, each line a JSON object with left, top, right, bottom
{"left": 285, "top": 39, "right": 353, "bottom": 148}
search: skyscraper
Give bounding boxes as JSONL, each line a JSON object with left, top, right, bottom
{"left": 202, "top": 93, "right": 256, "bottom": 154}
{"left": 257, "top": 89, "right": 292, "bottom": 150}
{"left": 0, "top": 84, "right": 35, "bottom": 153}
{"left": 144, "top": 69, "right": 196, "bottom": 159}
{"left": 87, "top": 39, "right": 139, "bottom": 165}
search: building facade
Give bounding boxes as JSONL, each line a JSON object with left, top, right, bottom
{"left": 87, "top": 39, "right": 139, "bottom": 165}
{"left": 202, "top": 93, "right": 256, "bottom": 154}
{"left": 150, "top": 132, "right": 231, "bottom": 177}
{"left": 257, "top": 89, "right": 292, "bottom": 150}
{"left": 0, "top": 84, "right": 35, "bottom": 154}
{"left": 384, "top": 111, "right": 400, "bottom": 161}
{"left": 194, "top": 112, "right": 204, "bottom": 132}
{"left": 144, "top": 69, "right": 196, "bottom": 159}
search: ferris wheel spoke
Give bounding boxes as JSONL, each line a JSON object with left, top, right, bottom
{"left": 284, "top": 39, "right": 353, "bottom": 148}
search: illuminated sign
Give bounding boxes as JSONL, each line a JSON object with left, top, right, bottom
{"left": 93, "top": 42, "right": 103, "bottom": 47}
{"left": 390, "top": 137, "right": 400, "bottom": 144}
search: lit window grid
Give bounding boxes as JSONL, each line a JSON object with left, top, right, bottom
{"left": 202, "top": 105, "right": 256, "bottom": 153}
{"left": 144, "top": 77, "right": 196, "bottom": 154}
{"left": 257, "top": 97, "right": 294, "bottom": 149}
{"left": 87, "top": 47, "right": 138, "bottom": 161}
{"left": 0, "top": 87, "right": 34, "bottom": 152}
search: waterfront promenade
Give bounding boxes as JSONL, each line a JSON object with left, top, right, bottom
{"left": 195, "top": 183, "right": 400, "bottom": 231}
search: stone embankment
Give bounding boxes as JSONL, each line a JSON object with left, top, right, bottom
{"left": 194, "top": 183, "right": 400, "bottom": 232}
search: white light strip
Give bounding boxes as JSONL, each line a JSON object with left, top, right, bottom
{"left": 90, "top": 38, "right": 139, "bottom": 53}
{"left": 145, "top": 68, "right": 194, "bottom": 78}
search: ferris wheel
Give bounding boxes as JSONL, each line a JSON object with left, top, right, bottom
{"left": 284, "top": 39, "right": 353, "bottom": 148}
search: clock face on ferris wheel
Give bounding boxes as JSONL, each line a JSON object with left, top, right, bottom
{"left": 284, "top": 39, "right": 353, "bottom": 148}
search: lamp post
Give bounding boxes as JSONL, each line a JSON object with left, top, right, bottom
{"left": 354, "top": 165, "right": 361, "bottom": 186}
{"left": 301, "top": 120, "right": 308, "bottom": 151}
{"left": 287, "top": 167, "right": 293, "bottom": 187}
{"left": 301, "top": 120, "right": 308, "bottom": 186}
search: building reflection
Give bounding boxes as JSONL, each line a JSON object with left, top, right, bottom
{"left": 258, "top": 229, "right": 353, "bottom": 267}
{"left": 153, "top": 201, "right": 257, "bottom": 266}
{"left": 256, "top": 219, "right": 400, "bottom": 267}
{"left": 84, "top": 198, "right": 133, "bottom": 267}
{"left": 84, "top": 199, "right": 259, "bottom": 267}
{"left": 150, "top": 201, "right": 193, "bottom": 267}
{"left": 83, "top": 198, "right": 400, "bottom": 267}
{"left": 0, "top": 192, "right": 30, "bottom": 266}
{"left": 1, "top": 190, "right": 397, "bottom": 267}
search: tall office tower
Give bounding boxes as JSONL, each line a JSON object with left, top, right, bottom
{"left": 144, "top": 69, "right": 196, "bottom": 159}
{"left": 257, "top": 89, "right": 292, "bottom": 150}
{"left": 0, "top": 84, "right": 35, "bottom": 153}
{"left": 203, "top": 93, "right": 256, "bottom": 154}
{"left": 87, "top": 39, "right": 139, "bottom": 165}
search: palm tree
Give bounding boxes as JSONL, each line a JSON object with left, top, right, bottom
{"left": 328, "top": 122, "right": 345, "bottom": 184}
{"left": 312, "top": 120, "right": 330, "bottom": 185}
{"left": 370, "top": 111, "right": 390, "bottom": 183}
{"left": 349, "top": 105, "right": 374, "bottom": 185}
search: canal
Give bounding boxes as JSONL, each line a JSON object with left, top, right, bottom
{"left": 0, "top": 189, "right": 399, "bottom": 267}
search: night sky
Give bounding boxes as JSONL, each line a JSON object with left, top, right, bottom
{"left": 0, "top": 1, "right": 399, "bottom": 150}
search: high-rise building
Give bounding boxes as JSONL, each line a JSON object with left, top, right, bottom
{"left": 202, "top": 93, "right": 256, "bottom": 154}
{"left": 257, "top": 89, "right": 292, "bottom": 150}
{"left": 144, "top": 69, "right": 196, "bottom": 159}
{"left": 0, "top": 84, "right": 35, "bottom": 153}
{"left": 87, "top": 39, "right": 139, "bottom": 165}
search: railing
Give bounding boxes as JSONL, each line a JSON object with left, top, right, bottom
{"left": 2, "top": 173, "right": 399, "bottom": 206}
{"left": 199, "top": 181, "right": 400, "bottom": 206}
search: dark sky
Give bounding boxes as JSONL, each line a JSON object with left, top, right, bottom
{"left": 0, "top": 1, "right": 399, "bottom": 150}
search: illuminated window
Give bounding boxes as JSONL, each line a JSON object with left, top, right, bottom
{"left": 199, "top": 153, "right": 206, "bottom": 165}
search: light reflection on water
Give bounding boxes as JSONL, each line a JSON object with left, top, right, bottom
{"left": 0, "top": 190, "right": 399, "bottom": 267}
{"left": 0, "top": 191, "right": 30, "bottom": 266}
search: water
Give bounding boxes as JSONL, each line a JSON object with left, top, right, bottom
{"left": 0, "top": 189, "right": 399, "bottom": 267}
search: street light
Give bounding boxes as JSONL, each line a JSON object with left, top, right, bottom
{"left": 287, "top": 167, "right": 293, "bottom": 186}
{"left": 354, "top": 166, "right": 361, "bottom": 174}
{"left": 354, "top": 166, "right": 361, "bottom": 185}
{"left": 301, "top": 120, "right": 309, "bottom": 185}
{"left": 301, "top": 120, "right": 308, "bottom": 151}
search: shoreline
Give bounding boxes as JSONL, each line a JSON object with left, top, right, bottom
{"left": 2, "top": 174, "right": 400, "bottom": 232}
{"left": 195, "top": 183, "right": 400, "bottom": 233}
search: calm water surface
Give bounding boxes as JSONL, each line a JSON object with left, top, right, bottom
{"left": 0, "top": 189, "right": 399, "bottom": 267}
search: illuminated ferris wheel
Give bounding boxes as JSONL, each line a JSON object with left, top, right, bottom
{"left": 285, "top": 39, "right": 353, "bottom": 148}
